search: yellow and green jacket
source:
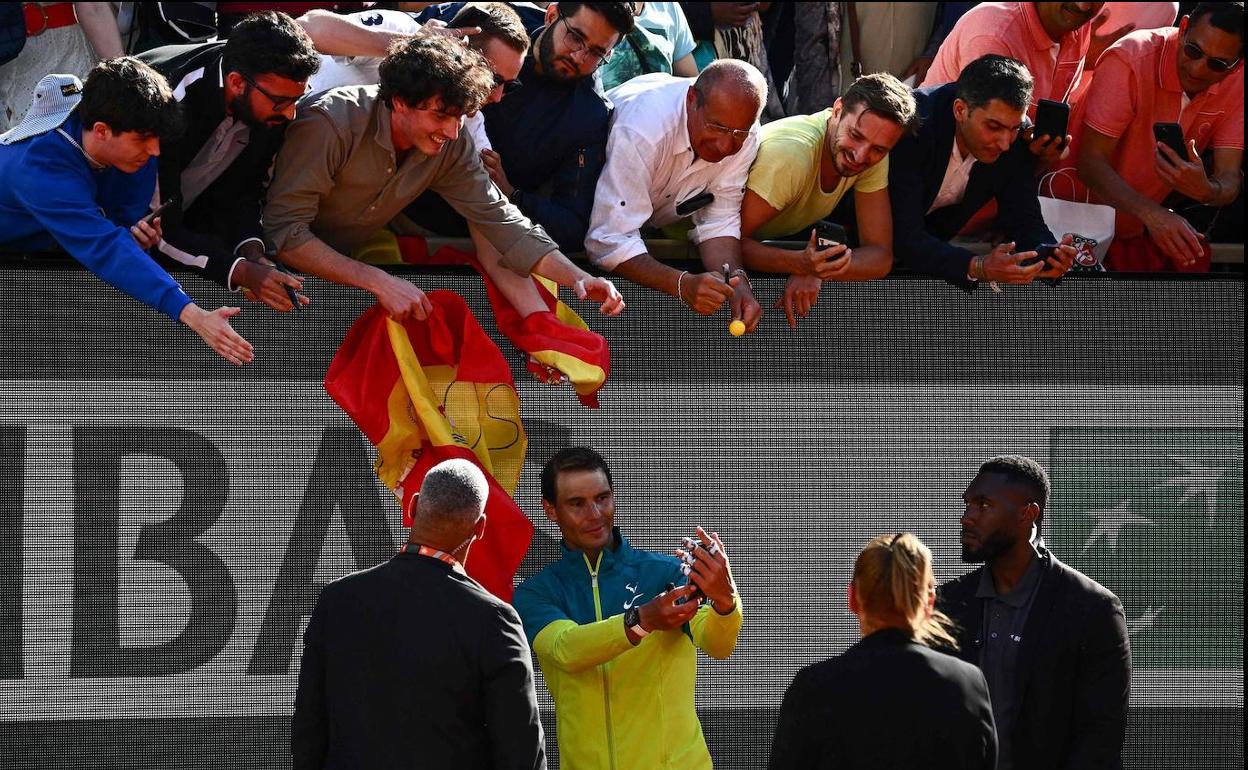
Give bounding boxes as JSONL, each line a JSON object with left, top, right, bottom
{"left": 513, "top": 528, "right": 743, "bottom": 770}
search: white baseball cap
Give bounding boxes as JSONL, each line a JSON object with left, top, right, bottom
{"left": 0, "top": 73, "right": 83, "bottom": 146}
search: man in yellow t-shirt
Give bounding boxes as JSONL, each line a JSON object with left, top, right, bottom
{"left": 741, "top": 73, "right": 916, "bottom": 328}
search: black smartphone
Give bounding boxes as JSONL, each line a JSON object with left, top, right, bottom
{"left": 142, "top": 197, "right": 179, "bottom": 225}
{"left": 1019, "top": 243, "right": 1059, "bottom": 267}
{"left": 1153, "top": 122, "right": 1186, "bottom": 159}
{"left": 1034, "top": 99, "right": 1070, "bottom": 144}
{"left": 675, "top": 191, "right": 714, "bottom": 217}
{"left": 814, "top": 219, "right": 847, "bottom": 248}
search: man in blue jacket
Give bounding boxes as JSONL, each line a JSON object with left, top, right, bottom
{"left": 889, "top": 54, "right": 1077, "bottom": 291}
{"left": 0, "top": 61, "right": 254, "bottom": 365}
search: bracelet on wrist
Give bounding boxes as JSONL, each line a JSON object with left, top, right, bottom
{"left": 676, "top": 270, "right": 691, "bottom": 304}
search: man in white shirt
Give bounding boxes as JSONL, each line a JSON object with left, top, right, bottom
{"left": 587, "top": 60, "right": 766, "bottom": 333}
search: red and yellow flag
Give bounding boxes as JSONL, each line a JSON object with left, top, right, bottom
{"left": 356, "top": 231, "right": 611, "bottom": 407}
{"left": 324, "top": 291, "right": 532, "bottom": 601}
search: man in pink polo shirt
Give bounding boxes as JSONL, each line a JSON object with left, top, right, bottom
{"left": 924, "top": 2, "right": 1104, "bottom": 162}
{"left": 1070, "top": 2, "right": 1243, "bottom": 271}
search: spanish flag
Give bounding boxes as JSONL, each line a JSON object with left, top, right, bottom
{"left": 355, "top": 231, "right": 610, "bottom": 408}
{"left": 324, "top": 292, "right": 532, "bottom": 601}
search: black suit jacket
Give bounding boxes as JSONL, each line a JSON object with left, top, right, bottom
{"left": 139, "top": 42, "right": 287, "bottom": 286}
{"left": 768, "top": 628, "right": 997, "bottom": 770}
{"left": 291, "top": 551, "right": 546, "bottom": 770}
{"left": 889, "top": 83, "right": 1055, "bottom": 291}
{"left": 938, "top": 549, "right": 1132, "bottom": 770}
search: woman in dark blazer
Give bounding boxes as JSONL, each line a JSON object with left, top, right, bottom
{"left": 768, "top": 533, "right": 997, "bottom": 770}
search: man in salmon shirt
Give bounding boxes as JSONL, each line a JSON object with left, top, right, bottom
{"left": 1068, "top": 1, "right": 1243, "bottom": 272}
{"left": 923, "top": 2, "right": 1105, "bottom": 165}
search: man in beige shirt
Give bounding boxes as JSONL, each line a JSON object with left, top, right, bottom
{"left": 264, "top": 35, "right": 623, "bottom": 321}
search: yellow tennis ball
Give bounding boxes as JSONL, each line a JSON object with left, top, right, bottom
{"left": 728, "top": 319, "right": 746, "bottom": 337}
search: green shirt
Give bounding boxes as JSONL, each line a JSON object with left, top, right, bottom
{"left": 746, "top": 109, "right": 890, "bottom": 240}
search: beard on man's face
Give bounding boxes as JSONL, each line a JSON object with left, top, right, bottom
{"left": 960, "top": 529, "right": 1017, "bottom": 564}
{"left": 537, "top": 25, "right": 578, "bottom": 81}
{"left": 229, "top": 91, "right": 288, "bottom": 131}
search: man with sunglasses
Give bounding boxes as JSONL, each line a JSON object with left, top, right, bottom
{"left": 586, "top": 61, "right": 767, "bottom": 332}
{"left": 139, "top": 11, "right": 320, "bottom": 312}
{"left": 1068, "top": 1, "right": 1243, "bottom": 272}
{"left": 402, "top": 2, "right": 635, "bottom": 319}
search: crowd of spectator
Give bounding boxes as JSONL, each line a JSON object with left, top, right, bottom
{"left": 0, "top": 2, "right": 1242, "bottom": 360}
{"left": 0, "top": 4, "right": 1220, "bottom": 768}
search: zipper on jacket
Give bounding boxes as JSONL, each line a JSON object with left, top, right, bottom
{"left": 575, "top": 148, "right": 586, "bottom": 193}
{"left": 585, "top": 551, "right": 617, "bottom": 770}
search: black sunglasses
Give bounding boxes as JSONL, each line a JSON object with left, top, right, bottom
{"left": 493, "top": 72, "right": 523, "bottom": 96}
{"left": 1181, "top": 38, "right": 1241, "bottom": 73}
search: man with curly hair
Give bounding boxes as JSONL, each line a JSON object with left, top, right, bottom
{"left": 264, "top": 34, "right": 623, "bottom": 321}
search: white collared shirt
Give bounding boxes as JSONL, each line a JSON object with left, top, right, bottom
{"left": 586, "top": 73, "right": 760, "bottom": 269}
{"left": 927, "top": 138, "right": 978, "bottom": 214}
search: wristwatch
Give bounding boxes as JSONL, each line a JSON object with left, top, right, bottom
{"left": 623, "top": 607, "right": 649, "bottom": 639}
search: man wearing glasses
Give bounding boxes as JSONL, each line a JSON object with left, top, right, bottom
{"left": 586, "top": 60, "right": 767, "bottom": 333}
{"left": 1067, "top": 1, "right": 1243, "bottom": 272}
{"left": 404, "top": 1, "right": 636, "bottom": 319}
{"left": 139, "top": 11, "right": 320, "bottom": 312}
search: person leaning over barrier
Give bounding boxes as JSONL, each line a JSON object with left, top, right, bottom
{"left": 404, "top": 1, "right": 636, "bottom": 321}
{"left": 739, "top": 73, "right": 918, "bottom": 329}
{"left": 940, "top": 455, "right": 1132, "bottom": 770}
{"left": 889, "top": 54, "right": 1078, "bottom": 292}
{"left": 0, "top": 62, "right": 254, "bottom": 366}
{"left": 769, "top": 532, "right": 997, "bottom": 770}
{"left": 513, "top": 447, "right": 742, "bottom": 770}
{"left": 262, "top": 35, "right": 623, "bottom": 323}
{"left": 140, "top": 11, "right": 320, "bottom": 314}
{"left": 585, "top": 60, "right": 766, "bottom": 333}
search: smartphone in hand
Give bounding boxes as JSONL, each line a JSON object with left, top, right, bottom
{"left": 814, "top": 219, "right": 848, "bottom": 248}
{"left": 1034, "top": 99, "right": 1070, "bottom": 145}
{"left": 1019, "top": 243, "right": 1059, "bottom": 267}
{"left": 1153, "top": 122, "right": 1187, "bottom": 159}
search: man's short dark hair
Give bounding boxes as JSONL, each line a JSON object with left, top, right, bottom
{"left": 555, "top": 2, "right": 637, "bottom": 37}
{"left": 980, "top": 454, "right": 1051, "bottom": 528}
{"left": 379, "top": 35, "right": 496, "bottom": 114}
{"left": 1190, "top": 2, "right": 1245, "bottom": 52}
{"left": 222, "top": 11, "right": 321, "bottom": 82}
{"left": 954, "top": 54, "right": 1034, "bottom": 113}
{"left": 77, "top": 57, "right": 182, "bottom": 140}
{"left": 451, "top": 2, "right": 530, "bottom": 55}
{"left": 541, "top": 447, "right": 614, "bottom": 504}
{"left": 841, "top": 72, "right": 920, "bottom": 135}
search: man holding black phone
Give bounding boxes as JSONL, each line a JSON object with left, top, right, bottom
{"left": 586, "top": 60, "right": 765, "bottom": 332}
{"left": 739, "top": 73, "right": 917, "bottom": 329}
{"left": 1068, "top": 2, "right": 1243, "bottom": 272}
{"left": 513, "top": 447, "right": 741, "bottom": 770}
{"left": 890, "top": 55, "right": 1076, "bottom": 291}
